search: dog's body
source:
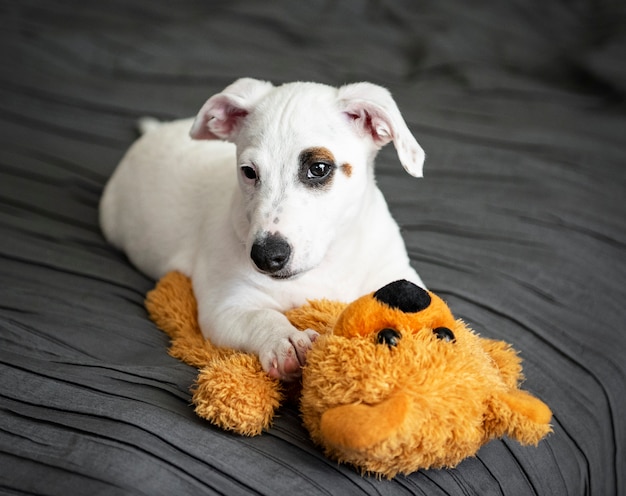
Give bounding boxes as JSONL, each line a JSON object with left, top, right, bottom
{"left": 100, "top": 79, "right": 425, "bottom": 381}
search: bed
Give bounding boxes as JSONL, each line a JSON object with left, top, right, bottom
{"left": 1, "top": 1, "right": 624, "bottom": 494}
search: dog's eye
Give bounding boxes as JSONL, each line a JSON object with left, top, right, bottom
{"left": 240, "top": 165, "right": 258, "bottom": 181}
{"left": 433, "top": 327, "right": 455, "bottom": 342}
{"left": 298, "top": 148, "right": 336, "bottom": 188}
{"left": 307, "top": 162, "right": 332, "bottom": 180}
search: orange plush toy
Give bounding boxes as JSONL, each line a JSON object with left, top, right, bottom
{"left": 146, "top": 272, "right": 552, "bottom": 478}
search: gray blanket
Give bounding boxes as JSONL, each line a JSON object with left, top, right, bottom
{"left": 1, "top": 1, "right": 624, "bottom": 494}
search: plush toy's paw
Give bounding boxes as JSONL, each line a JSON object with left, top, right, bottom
{"left": 260, "top": 328, "right": 319, "bottom": 382}
{"left": 193, "top": 353, "right": 283, "bottom": 436}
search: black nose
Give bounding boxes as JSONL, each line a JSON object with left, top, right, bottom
{"left": 251, "top": 233, "right": 291, "bottom": 274}
{"left": 373, "top": 280, "right": 431, "bottom": 313}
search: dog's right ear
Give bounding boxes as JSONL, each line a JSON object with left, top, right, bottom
{"left": 190, "top": 78, "right": 274, "bottom": 141}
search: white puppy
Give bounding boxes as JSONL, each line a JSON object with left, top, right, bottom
{"left": 100, "top": 78, "right": 425, "bottom": 381}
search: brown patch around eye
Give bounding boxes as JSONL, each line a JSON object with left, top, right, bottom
{"left": 300, "top": 147, "right": 335, "bottom": 165}
{"left": 341, "top": 163, "right": 353, "bottom": 177}
{"left": 298, "top": 147, "right": 337, "bottom": 189}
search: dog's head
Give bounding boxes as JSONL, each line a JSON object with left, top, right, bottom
{"left": 189, "top": 78, "right": 424, "bottom": 279}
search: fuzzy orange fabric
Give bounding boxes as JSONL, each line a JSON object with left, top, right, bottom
{"left": 332, "top": 286, "right": 455, "bottom": 339}
{"left": 145, "top": 272, "right": 552, "bottom": 477}
{"left": 299, "top": 286, "right": 552, "bottom": 477}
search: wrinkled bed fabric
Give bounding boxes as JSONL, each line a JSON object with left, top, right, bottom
{"left": 1, "top": 1, "right": 624, "bottom": 495}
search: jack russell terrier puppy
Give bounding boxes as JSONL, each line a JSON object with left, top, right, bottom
{"left": 100, "top": 78, "right": 426, "bottom": 381}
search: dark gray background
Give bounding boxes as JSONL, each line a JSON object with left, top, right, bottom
{"left": 1, "top": 1, "right": 624, "bottom": 494}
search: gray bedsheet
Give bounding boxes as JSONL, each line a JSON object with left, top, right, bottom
{"left": 1, "top": 1, "right": 625, "bottom": 494}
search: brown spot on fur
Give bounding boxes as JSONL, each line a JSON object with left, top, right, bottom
{"left": 341, "top": 163, "right": 352, "bottom": 177}
{"left": 302, "top": 147, "right": 335, "bottom": 164}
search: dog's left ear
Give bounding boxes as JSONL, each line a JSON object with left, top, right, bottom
{"left": 338, "top": 82, "right": 425, "bottom": 177}
{"left": 190, "top": 78, "right": 274, "bottom": 141}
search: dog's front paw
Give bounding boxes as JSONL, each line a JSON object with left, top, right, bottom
{"left": 260, "top": 328, "right": 319, "bottom": 382}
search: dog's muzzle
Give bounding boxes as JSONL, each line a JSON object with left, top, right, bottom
{"left": 251, "top": 233, "right": 292, "bottom": 276}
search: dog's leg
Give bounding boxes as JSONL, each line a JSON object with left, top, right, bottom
{"left": 247, "top": 309, "right": 320, "bottom": 382}
{"left": 198, "top": 302, "right": 319, "bottom": 382}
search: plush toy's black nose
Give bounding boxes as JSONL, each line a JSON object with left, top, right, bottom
{"left": 251, "top": 233, "right": 291, "bottom": 274}
{"left": 373, "top": 279, "right": 431, "bottom": 313}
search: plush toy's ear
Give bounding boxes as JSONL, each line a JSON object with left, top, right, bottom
{"left": 485, "top": 389, "right": 553, "bottom": 445}
{"left": 480, "top": 338, "right": 524, "bottom": 389}
{"left": 337, "top": 82, "right": 425, "bottom": 177}
{"left": 190, "top": 78, "right": 274, "bottom": 141}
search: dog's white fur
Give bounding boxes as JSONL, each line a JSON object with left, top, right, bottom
{"left": 100, "top": 78, "right": 425, "bottom": 381}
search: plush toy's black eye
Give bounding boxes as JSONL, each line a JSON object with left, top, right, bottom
{"left": 433, "top": 327, "right": 455, "bottom": 342}
{"left": 377, "top": 328, "right": 402, "bottom": 347}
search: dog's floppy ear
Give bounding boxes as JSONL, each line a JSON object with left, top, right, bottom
{"left": 338, "top": 82, "right": 425, "bottom": 177}
{"left": 190, "top": 78, "right": 274, "bottom": 141}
